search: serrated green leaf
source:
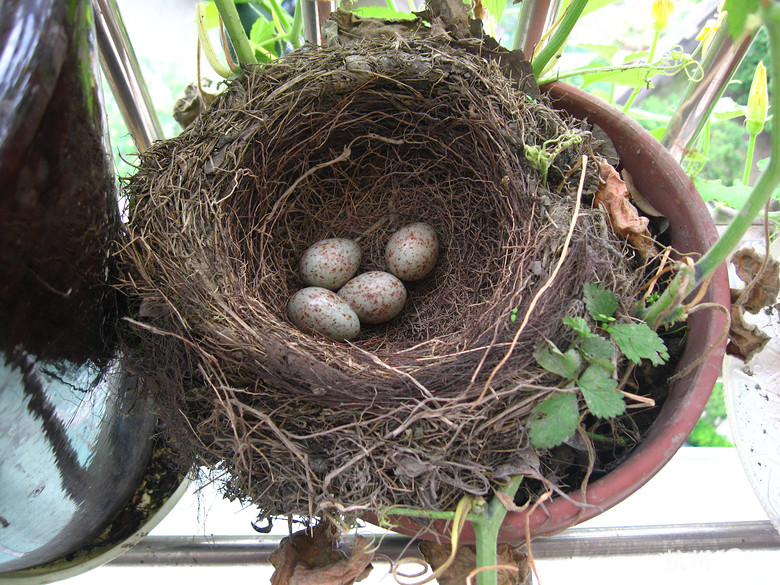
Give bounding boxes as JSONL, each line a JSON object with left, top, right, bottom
{"left": 580, "top": 335, "right": 614, "bottom": 362}
{"left": 578, "top": 364, "right": 625, "bottom": 418}
{"left": 608, "top": 323, "right": 669, "bottom": 365}
{"left": 563, "top": 316, "right": 591, "bottom": 338}
{"left": 534, "top": 341, "right": 582, "bottom": 380}
{"left": 723, "top": 0, "right": 760, "bottom": 42}
{"left": 528, "top": 393, "right": 579, "bottom": 449}
{"left": 583, "top": 283, "right": 618, "bottom": 321}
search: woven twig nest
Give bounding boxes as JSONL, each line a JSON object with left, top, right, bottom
{"left": 120, "top": 34, "right": 646, "bottom": 517}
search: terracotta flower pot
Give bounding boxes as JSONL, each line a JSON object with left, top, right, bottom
{"left": 386, "top": 81, "right": 730, "bottom": 543}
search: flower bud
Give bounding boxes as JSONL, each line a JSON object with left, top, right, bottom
{"left": 651, "top": 0, "right": 674, "bottom": 33}
{"left": 746, "top": 61, "right": 768, "bottom": 136}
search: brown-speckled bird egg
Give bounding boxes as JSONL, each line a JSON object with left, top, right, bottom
{"left": 338, "top": 271, "right": 407, "bottom": 325}
{"left": 385, "top": 223, "right": 439, "bottom": 281}
{"left": 287, "top": 287, "right": 360, "bottom": 341}
{"left": 300, "top": 238, "right": 362, "bottom": 290}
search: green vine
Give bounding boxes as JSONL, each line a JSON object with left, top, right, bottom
{"left": 383, "top": 476, "right": 524, "bottom": 585}
{"left": 524, "top": 132, "right": 584, "bottom": 183}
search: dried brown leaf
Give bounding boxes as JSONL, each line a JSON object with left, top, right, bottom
{"left": 426, "top": 0, "right": 471, "bottom": 39}
{"left": 727, "top": 304, "right": 771, "bottom": 362}
{"left": 270, "top": 524, "right": 373, "bottom": 585}
{"left": 594, "top": 159, "right": 657, "bottom": 258}
{"left": 418, "top": 542, "right": 529, "bottom": 585}
{"left": 732, "top": 248, "right": 780, "bottom": 314}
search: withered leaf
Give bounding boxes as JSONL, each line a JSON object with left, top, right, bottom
{"left": 270, "top": 524, "right": 373, "bottom": 585}
{"left": 594, "top": 158, "right": 657, "bottom": 258}
{"left": 418, "top": 542, "right": 529, "bottom": 585}
{"left": 727, "top": 304, "right": 771, "bottom": 363}
{"left": 731, "top": 248, "right": 780, "bottom": 314}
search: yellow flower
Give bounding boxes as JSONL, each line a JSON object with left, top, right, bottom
{"left": 696, "top": 11, "right": 725, "bottom": 57}
{"left": 746, "top": 61, "right": 769, "bottom": 136}
{"left": 651, "top": 0, "right": 674, "bottom": 33}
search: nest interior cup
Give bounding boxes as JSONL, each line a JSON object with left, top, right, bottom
{"left": 118, "top": 37, "right": 724, "bottom": 531}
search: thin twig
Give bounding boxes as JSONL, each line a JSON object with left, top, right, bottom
{"left": 472, "top": 155, "right": 588, "bottom": 410}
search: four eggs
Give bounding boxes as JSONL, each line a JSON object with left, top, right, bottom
{"left": 287, "top": 223, "right": 439, "bottom": 341}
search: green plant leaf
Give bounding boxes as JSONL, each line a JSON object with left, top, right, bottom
{"left": 202, "top": 1, "right": 221, "bottom": 29}
{"left": 580, "top": 335, "right": 614, "bottom": 363}
{"left": 563, "top": 316, "right": 591, "bottom": 337}
{"left": 528, "top": 393, "right": 579, "bottom": 449}
{"left": 583, "top": 283, "right": 618, "bottom": 321}
{"left": 649, "top": 127, "right": 666, "bottom": 140}
{"left": 534, "top": 341, "right": 582, "bottom": 380}
{"left": 712, "top": 97, "right": 747, "bottom": 121}
{"left": 576, "top": 43, "right": 620, "bottom": 62}
{"left": 249, "top": 15, "right": 276, "bottom": 43}
{"left": 580, "top": 66, "right": 654, "bottom": 89}
{"left": 352, "top": 6, "right": 418, "bottom": 20}
{"left": 723, "top": 0, "right": 761, "bottom": 42}
{"left": 482, "top": 0, "right": 506, "bottom": 23}
{"left": 625, "top": 108, "right": 672, "bottom": 124}
{"left": 582, "top": 0, "right": 619, "bottom": 17}
{"left": 693, "top": 177, "right": 754, "bottom": 208}
{"left": 608, "top": 323, "right": 669, "bottom": 365}
{"left": 578, "top": 364, "right": 625, "bottom": 418}
{"left": 756, "top": 158, "right": 780, "bottom": 194}
{"left": 622, "top": 50, "right": 649, "bottom": 64}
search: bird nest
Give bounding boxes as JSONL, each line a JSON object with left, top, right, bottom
{"left": 119, "top": 35, "right": 647, "bottom": 518}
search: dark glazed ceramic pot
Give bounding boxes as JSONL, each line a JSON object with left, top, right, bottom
{"left": 386, "top": 81, "right": 730, "bottom": 543}
{"left": 0, "top": 0, "right": 168, "bottom": 574}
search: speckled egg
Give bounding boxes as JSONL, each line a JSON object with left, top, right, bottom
{"left": 385, "top": 223, "right": 439, "bottom": 281}
{"left": 338, "top": 271, "right": 407, "bottom": 325}
{"left": 300, "top": 238, "right": 362, "bottom": 290}
{"left": 287, "top": 287, "right": 360, "bottom": 341}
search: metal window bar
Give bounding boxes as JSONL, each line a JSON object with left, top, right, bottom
{"left": 109, "top": 521, "right": 780, "bottom": 566}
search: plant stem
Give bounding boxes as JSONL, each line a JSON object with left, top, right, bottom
{"left": 470, "top": 476, "right": 524, "bottom": 585}
{"left": 214, "top": 0, "right": 258, "bottom": 68}
{"left": 694, "top": 9, "right": 780, "bottom": 287}
{"left": 635, "top": 261, "right": 693, "bottom": 328}
{"left": 623, "top": 30, "right": 660, "bottom": 112}
{"left": 288, "top": 0, "right": 304, "bottom": 48}
{"left": 197, "top": 3, "right": 233, "bottom": 78}
{"left": 382, "top": 507, "right": 474, "bottom": 521}
{"left": 743, "top": 131, "right": 758, "bottom": 185}
{"left": 686, "top": 117, "right": 711, "bottom": 178}
{"left": 536, "top": 57, "right": 688, "bottom": 86}
{"left": 639, "top": 7, "right": 780, "bottom": 327}
{"left": 532, "top": 0, "right": 589, "bottom": 79}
